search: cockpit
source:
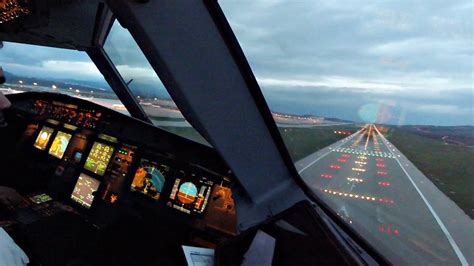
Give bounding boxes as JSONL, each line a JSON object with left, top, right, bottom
{"left": 0, "top": 1, "right": 370, "bottom": 265}
{"left": 1, "top": 1, "right": 472, "bottom": 266}
{"left": 0, "top": 91, "right": 237, "bottom": 265}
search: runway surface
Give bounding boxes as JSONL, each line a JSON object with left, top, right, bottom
{"left": 296, "top": 124, "right": 473, "bottom": 265}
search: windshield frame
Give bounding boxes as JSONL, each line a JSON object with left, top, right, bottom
{"left": 100, "top": 18, "right": 211, "bottom": 146}
{"left": 206, "top": 1, "right": 391, "bottom": 263}
{"left": 87, "top": 46, "right": 152, "bottom": 123}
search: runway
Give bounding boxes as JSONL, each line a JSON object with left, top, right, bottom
{"left": 296, "top": 124, "right": 473, "bottom": 265}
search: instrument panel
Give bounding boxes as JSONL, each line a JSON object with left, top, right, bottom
{"left": 33, "top": 99, "right": 102, "bottom": 129}
{"left": 7, "top": 93, "right": 235, "bottom": 227}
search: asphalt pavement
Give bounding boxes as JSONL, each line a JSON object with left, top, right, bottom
{"left": 296, "top": 124, "right": 473, "bottom": 265}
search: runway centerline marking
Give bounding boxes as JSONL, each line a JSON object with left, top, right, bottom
{"left": 364, "top": 124, "right": 372, "bottom": 150}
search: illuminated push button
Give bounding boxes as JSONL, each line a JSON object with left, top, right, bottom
{"left": 109, "top": 194, "right": 118, "bottom": 204}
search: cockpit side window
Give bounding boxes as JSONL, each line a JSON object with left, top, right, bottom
{"left": 103, "top": 20, "right": 209, "bottom": 146}
{"left": 0, "top": 42, "right": 130, "bottom": 116}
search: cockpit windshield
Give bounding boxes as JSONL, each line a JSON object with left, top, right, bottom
{"left": 220, "top": 1, "right": 473, "bottom": 265}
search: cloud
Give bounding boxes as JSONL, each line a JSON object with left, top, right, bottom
{"left": 0, "top": 42, "right": 91, "bottom": 66}
{"left": 42, "top": 60, "right": 102, "bottom": 77}
{"left": 3, "top": 60, "right": 102, "bottom": 81}
{"left": 220, "top": 0, "right": 473, "bottom": 125}
{"left": 258, "top": 76, "right": 404, "bottom": 92}
{"left": 115, "top": 65, "right": 158, "bottom": 80}
{"left": 414, "top": 104, "right": 470, "bottom": 115}
{"left": 0, "top": 42, "right": 104, "bottom": 82}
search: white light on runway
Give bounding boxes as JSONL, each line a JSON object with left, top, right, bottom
{"left": 320, "top": 188, "right": 390, "bottom": 203}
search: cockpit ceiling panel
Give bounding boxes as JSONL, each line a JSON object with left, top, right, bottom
{"left": 0, "top": 0, "right": 103, "bottom": 50}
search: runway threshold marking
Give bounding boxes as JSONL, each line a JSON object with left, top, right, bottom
{"left": 298, "top": 128, "right": 364, "bottom": 174}
{"left": 373, "top": 125, "right": 468, "bottom": 266}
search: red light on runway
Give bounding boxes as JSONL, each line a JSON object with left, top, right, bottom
{"left": 341, "top": 154, "right": 351, "bottom": 158}
{"left": 378, "top": 198, "right": 394, "bottom": 204}
{"left": 330, "top": 164, "right": 341, "bottom": 169}
{"left": 378, "top": 225, "right": 399, "bottom": 236}
{"left": 377, "top": 171, "right": 387, "bottom": 175}
{"left": 376, "top": 163, "right": 385, "bottom": 167}
{"left": 378, "top": 181, "right": 391, "bottom": 187}
{"left": 320, "top": 174, "right": 333, "bottom": 179}
{"left": 337, "top": 159, "right": 347, "bottom": 163}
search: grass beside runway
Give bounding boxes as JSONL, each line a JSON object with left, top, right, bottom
{"left": 386, "top": 128, "right": 474, "bottom": 219}
{"left": 278, "top": 124, "right": 362, "bottom": 161}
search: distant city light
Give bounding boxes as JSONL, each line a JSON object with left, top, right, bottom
{"left": 33, "top": 82, "right": 38, "bottom": 86}
{"left": 52, "top": 85, "right": 57, "bottom": 89}
{"left": 18, "top": 80, "right": 23, "bottom": 84}
{"left": 69, "top": 87, "right": 73, "bottom": 90}
{"left": 75, "top": 89, "right": 80, "bottom": 93}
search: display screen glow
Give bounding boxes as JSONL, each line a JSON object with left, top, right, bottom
{"left": 34, "top": 126, "right": 54, "bottom": 150}
{"left": 48, "top": 131, "right": 72, "bottom": 159}
{"left": 168, "top": 172, "right": 213, "bottom": 215}
{"left": 71, "top": 173, "right": 100, "bottom": 208}
{"left": 84, "top": 142, "right": 114, "bottom": 176}
{"left": 131, "top": 159, "right": 169, "bottom": 201}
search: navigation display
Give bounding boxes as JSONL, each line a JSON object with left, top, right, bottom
{"left": 84, "top": 142, "right": 114, "bottom": 176}
{"left": 71, "top": 173, "right": 101, "bottom": 208}
{"left": 48, "top": 131, "right": 72, "bottom": 159}
{"left": 168, "top": 170, "right": 213, "bottom": 215}
{"left": 131, "top": 159, "right": 171, "bottom": 200}
{"left": 34, "top": 126, "right": 54, "bottom": 150}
